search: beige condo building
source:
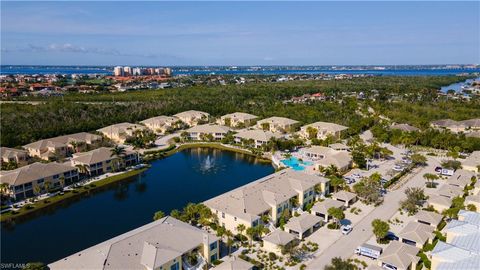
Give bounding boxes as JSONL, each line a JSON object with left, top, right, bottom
{"left": 299, "top": 121, "right": 348, "bottom": 140}
{"left": 219, "top": 112, "right": 258, "bottom": 128}
{"left": 140, "top": 116, "right": 179, "bottom": 134}
{"left": 204, "top": 169, "right": 329, "bottom": 233}
{"left": 173, "top": 110, "right": 210, "bottom": 127}
{"left": 49, "top": 216, "right": 220, "bottom": 270}
{"left": 97, "top": 123, "right": 148, "bottom": 144}
{"left": 0, "top": 162, "right": 79, "bottom": 200}
{"left": 23, "top": 132, "right": 102, "bottom": 160}
{"left": 256, "top": 117, "right": 299, "bottom": 133}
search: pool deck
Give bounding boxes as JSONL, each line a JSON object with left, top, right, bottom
{"left": 274, "top": 151, "right": 318, "bottom": 174}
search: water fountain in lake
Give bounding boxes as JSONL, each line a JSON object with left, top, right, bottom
{"left": 199, "top": 155, "right": 216, "bottom": 173}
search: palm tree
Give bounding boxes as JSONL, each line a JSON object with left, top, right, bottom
{"left": 75, "top": 164, "right": 90, "bottom": 178}
{"left": 327, "top": 207, "right": 344, "bottom": 229}
{"left": 59, "top": 176, "right": 65, "bottom": 188}
{"left": 329, "top": 176, "right": 345, "bottom": 193}
{"left": 236, "top": 224, "right": 246, "bottom": 243}
{"left": 246, "top": 227, "right": 256, "bottom": 246}
{"left": 225, "top": 230, "right": 234, "bottom": 255}
{"left": 306, "top": 126, "right": 318, "bottom": 140}
{"left": 423, "top": 173, "right": 439, "bottom": 188}
{"left": 43, "top": 180, "right": 52, "bottom": 193}
{"left": 323, "top": 165, "right": 339, "bottom": 177}
{"left": 110, "top": 145, "right": 126, "bottom": 157}
{"left": 70, "top": 141, "right": 79, "bottom": 153}
{"left": 110, "top": 146, "right": 126, "bottom": 172}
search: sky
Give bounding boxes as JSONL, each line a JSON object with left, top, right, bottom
{"left": 1, "top": 1, "right": 479, "bottom": 66}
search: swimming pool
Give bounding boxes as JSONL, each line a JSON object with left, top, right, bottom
{"left": 281, "top": 157, "right": 314, "bottom": 171}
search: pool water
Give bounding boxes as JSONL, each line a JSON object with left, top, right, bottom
{"left": 281, "top": 157, "right": 313, "bottom": 171}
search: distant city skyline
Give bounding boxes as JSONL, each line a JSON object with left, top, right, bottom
{"left": 1, "top": 1, "right": 479, "bottom": 66}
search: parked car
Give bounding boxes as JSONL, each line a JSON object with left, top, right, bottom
{"left": 393, "top": 165, "right": 404, "bottom": 172}
{"left": 341, "top": 225, "right": 353, "bottom": 235}
{"left": 385, "top": 232, "right": 399, "bottom": 241}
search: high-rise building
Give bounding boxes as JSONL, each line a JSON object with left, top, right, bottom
{"left": 154, "top": 68, "right": 163, "bottom": 75}
{"left": 113, "top": 66, "right": 124, "bottom": 76}
{"left": 123, "top": 66, "right": 132, "bottom": 76}
{"left": 164, "top": 68, "right": 172, "bottom": 76}
{"left": 132, "top": 67, "right": 142, "bottom": 76}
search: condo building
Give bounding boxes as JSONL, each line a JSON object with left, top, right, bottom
{"left": 173, "top": 110, "right": 210, "bottom": 127}
{"left": 299, "top": 121, "right": 348, "bottom": 140}
{"left": 49, "top": 216, "right": 220, "bottom": 270}
{"left": 0, "top": 162, "right": 79, "bottom": 200}
{"left": 256, "top": 117, "right": 299, "bottom": 133}
{"left": 204, "top": 169, "right": 329, "bottom": 233}
{"left": 219, "top": 112, "right": 258, "bottom": 128}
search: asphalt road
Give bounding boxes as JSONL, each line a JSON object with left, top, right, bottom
{"left": 306, "top": 156, "right": 440, "bottom": 270}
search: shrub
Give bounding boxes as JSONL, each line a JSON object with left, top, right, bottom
{"left": 327, "top": 223, "right": 338, "bottom": 230}
{"left": 268, "top": 252, "right": 277, "bottom": 261}
{"left": 300, "top": 264, "right": 307, "bottom": 270}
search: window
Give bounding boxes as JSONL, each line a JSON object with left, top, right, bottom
{"left": 37, "top": 179, "right": 44, "bottom": 184}
{"left": 24, "top": 183, "right": 33, "bottom": 189}
{"left": 209, "top": 242, "right": 217, "bottom": 251}
{"left": 222, "top": 212, "right": 225, "bottom": 218}
{"left": 277, "top": 207, "right": 282, "bottom": 214}
{"left": 170, "top": 262, "right": 179, "bottom": 270}
{"left": 252, "top": 220, "right": 259, "bottom": 227}
{"left": 210, "top": 254, "right": 217, "bottom": 262}
{"left": 53, "top": 174, "right": 59, "bottom": 179}
{"left": 309, "top": 190, "right": 314, "bottom": 196}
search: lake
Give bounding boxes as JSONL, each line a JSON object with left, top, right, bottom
{"left": 0, "top": 148, "right": 274, "bottom": 265}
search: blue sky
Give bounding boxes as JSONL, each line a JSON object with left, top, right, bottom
{"left": 1, "top": 1, "right": 479, "bottom": 65}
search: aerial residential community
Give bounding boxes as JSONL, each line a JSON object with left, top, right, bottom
{"left": 1, "top": 1, "right": 480, "bottom": 270}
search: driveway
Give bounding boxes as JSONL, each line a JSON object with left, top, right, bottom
{"left": 306, "top": 156, "right": 440, "bottom": 269}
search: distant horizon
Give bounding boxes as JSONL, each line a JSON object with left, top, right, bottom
{"left": 1, "top": 63, "right": 479, "bottom": 67}
{"left": 2, "top": 1, "right": 479, "bottom": 65}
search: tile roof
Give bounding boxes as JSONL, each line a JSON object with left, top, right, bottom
{"left": 186, "top": 124, "right": 231, "bottom": 134}
{"left": 413, "top": 210, "right": 443, "bottom": 227}
{"left": 204, "top": 169, "right": 328, "bottom": 222}
{"left": 284, "top": 213, "right": 322, "bottom": 233}
{"left": 263, "top": 230, "right": 296, "bottom": 246}
{"left": 48, "top": 216, "right": 218, "bottom": 270}
{"left": 378, "top": 241, "right": 420, "bottom": 269}
{"left": 398, "top": 221, "right": 434, "bottom": 244}
{"left": 301, "top": 121, "right": 348, "bottom": 133}
{"left": 234, "top": 130, "right": 283, "bottom": 142}
{"left": 0, "top": 162, "right": 77, "bottom": 186}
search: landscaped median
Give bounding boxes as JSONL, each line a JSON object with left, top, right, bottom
{"left": 143, "top": 142, "right": 272, "bottom": 163}
{"left": 0, "top": 167, "right": 148, "bottom": 222}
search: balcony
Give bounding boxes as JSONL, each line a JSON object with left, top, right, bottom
{"left": 182, "top": 253, "right": 206, "bottom": 270}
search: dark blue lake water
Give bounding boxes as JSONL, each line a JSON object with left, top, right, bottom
{"left": 0, "top": 148, "right": 274, "bottom": 265}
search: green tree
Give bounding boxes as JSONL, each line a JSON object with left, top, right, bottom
{"left": 327, "top": 207, "right": 345, "bottom": 229}
{"left": 371, "top": 219, "right": 390, "bottom": 243}
{"left": 324, "top": 257, "right": 359, "bottom": 270}
{"left": 423, "top": 173, "right": 439, "bottom": 188}
{"left": 246, "top": 227, "right": 256, "bottom": 245}
{"left": 153, "top": 210, "right": 165, "bottom": 221}
{"left": 400, "top": 187, "right": 427, "bottom": 215}
{"left": 411, "top": 153, "right": 427, "bottom": 167}
{"left": 306, "top": 126, "right": 318, "bottom": 140}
